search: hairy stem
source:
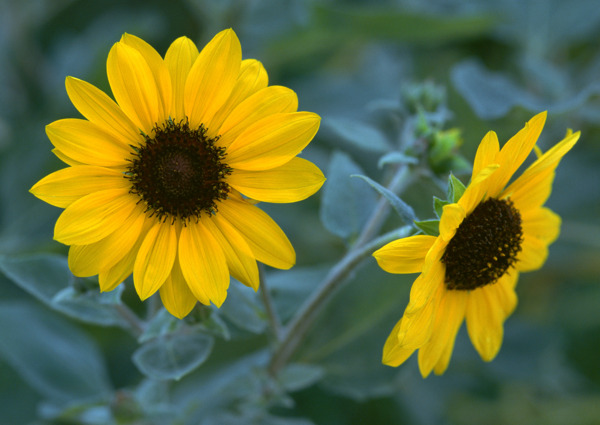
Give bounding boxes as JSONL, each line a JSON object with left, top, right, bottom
{"left": 267, "top": 225, "right": 411, "bottom": 376}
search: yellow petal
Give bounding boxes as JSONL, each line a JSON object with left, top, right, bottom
{"left": 487, "top": 111, "right": 547, "bottom": 197}
{"left": 164, "top": 36, "right": 199, "bottom": 121}
{"left": 185, "top": 29, "right": 241, "bottom": 130}
{"left": 99, "top": 262, "right": 132, "bottom": 292}
{"left": 46, "top": 119, "right": 131, "bottom": 167}
{"left": 218, "top": 85, "right": 298, "bottom": 148}
{"left": 52, "top": 148, "right": 84, "bottom": 166}
{"left": 178, "top": 220, "right": 229, "bottom": 307}
{"left": 382, "top": 318, "right": 416, "bottom": 367}
{"left": 521, "top": 207, "right": 561, "bottom": 245}
{"left": 133, "top": 221, "right": 177, "bottom": 300}
{"left": 433, "top": 336, "right": 456, "bottom": 375}
{"left": 226, "top": 112, "right": 320, "bottom": 171}
{"left": 417, "top": 289, "right": 467, "bottom": 377}
{"left": 68, "top": 206, "right": 146, "bottom": 276}
{"left": 107, "top": 42, "right": 160, "bottom": 134}
{"left": 210, "top": 59, "right": 269, "bottom": 136}
{"left": 404, "top": 240, "right": 446, "bottom": 314}
{"left": 465, "top": 286, "right": 505, "bottom": 361}
{"left": 215, "top": 197, "right": 295, "bottom": 269}
{"left": 507, "top": 167, "right": 555, "bottom": 212}
{"left": 120, "top": 33, "right": 172, "bottom": 123}
{"left": 471, "top": 131, "right": 500, "bottom": 181}
{"left": 397, "top": 283, "right": 444, "bottom": 349}
{"left": 54, "top": 189, "right": 138, "bottom": 245}
{"left": 227, "top": 157, "right": 325, "bottom": 203}
{"left": 30, "top": 166, "right": 129, "bottom": 208}
{"left": 65, "top": 76, "right": 140, "bottom": 145}
{"left": 504, "top": 130, "right": 579, "bottom": 208}
{"left": 487, "top": 271, "right": 518, "bottom": 317}
{"left": 439, "top": 203, "right": 465, "bottom": 242}
{"left": 159, "top": 256, "right": 198, "bottom": 318}
{"left": 457, "top": 163, "right": 499, "bottom": 214}
{"left": 373, "top": 235, "right": 436, "bottom": 274}
{"left": 98, "top": 218, "right": 154, "bottom": 292}
{"left": 516, "top": 233, "right": 549, "bottom": 272}
{"left": 203, "top": 216, "right": 259, "bottom": 290}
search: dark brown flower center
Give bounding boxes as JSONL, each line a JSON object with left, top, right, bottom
{"left": 441, "top": 198, "right": 523, "bottom": 290}
{"left": 126, "top": 120, "right": 232, "bottom": 223}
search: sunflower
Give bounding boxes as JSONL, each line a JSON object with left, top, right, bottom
{"left": 373, "top": 112, "right": 579, "bottom": 377}
{"left": 30, "top": 29, "right": 324, "bottom": 319}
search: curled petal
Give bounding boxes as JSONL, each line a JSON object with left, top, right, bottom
{"left": 373, "top": 235, "right": 436, "bottom": 274}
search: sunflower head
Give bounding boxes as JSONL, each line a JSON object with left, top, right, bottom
{"left": 373, "top": 111, "right": 579, "bottom": 377}
{"left": 30, "top": 29, "right": 325, "bottom": 318}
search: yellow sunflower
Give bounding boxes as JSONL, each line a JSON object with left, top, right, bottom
{"left": 30, "top": 29, "right": 324, "bottom": 319}
{"left": 373, "top": 111, "right": 579, "bottom": 377}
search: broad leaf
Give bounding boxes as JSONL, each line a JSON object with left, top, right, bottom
{"left": 0, "top": 301, "right": 111, "bottom": 404}
{"left": 352, "top": 173, "right": 416, "bottom": 223}
{"left": 133, "top": 333, "right": 214, "bottom": 380}
{"left": 319, "top": 151, "right": 377, "bottom": 240}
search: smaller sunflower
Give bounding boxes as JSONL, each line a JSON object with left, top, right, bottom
{"left": 373, "top": 112, "right": 579, "bottom": 377}
{"left": 31, "top": 29, "right": 324, "bottom": 318}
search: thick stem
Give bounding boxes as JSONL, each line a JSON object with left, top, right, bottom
{"left": 267, "top": 226, "right": 411, "bottom": 376}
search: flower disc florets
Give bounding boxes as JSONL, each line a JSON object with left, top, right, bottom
{"left": 442, "top": 198, "right": 523, "bottom": 290}
{"left": 126, "top": 120, "right": 232, "bottom": 223}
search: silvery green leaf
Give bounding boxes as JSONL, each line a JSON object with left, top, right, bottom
{"left": 219, "top": 282, "right": 266, "bottom": 334}
{"left": 133, "top": 333, "right": 214, "bottom": 381}
{"left": 51, "top": 285, "right": 127, "bottom": 327}
{"left": 0, "top": 253, "right": 72, "bottom": 304}
{"left": 324, "top": 117, "right": 391, "bottom": 152}
{"left": 295, "top": 259, "right": 413, "bottom": 401}
{"left": 0, "top": 301, "right": 111, "bottom": 404}
{"left": 138, "top": 308, "right": 182, "bottom": 343}
{"left": 351, "top": 174, "right": 416, "bottom": 223}
{"left": 267, "top": 265, "right": 328, "bottom": 322}
{"left": 377, "top": 151, "right": 419, "bottom": 169}
{"left": 319, "top": 151, "right": 377, "bottom": 240}
{"left": 278, "top": 363, "right": 325, "bottom": 392}
{"left": 451, "top": 60, "right": 541, "bottom": 119}
{"left": 0, "top": 253, "right": 128, "bottom": 327}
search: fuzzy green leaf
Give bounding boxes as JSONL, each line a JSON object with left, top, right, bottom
{"left": 352, "top": 174, "right": 416, "bottom": 223}
{"left": 319, "top": 151, "right": 377, "bottom": 240}
{"left": 133, "top": 333, "right": 214, "bottom": 381}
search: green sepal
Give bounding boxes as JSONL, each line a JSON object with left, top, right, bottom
{"left": 414, "top": 219, "right": 440, "bottom": 236}
{"left": 433, "top": 196, "right": 450, "bottom": 219}
{"left": 448, "top": 173, "right": 466, "bottom": 203}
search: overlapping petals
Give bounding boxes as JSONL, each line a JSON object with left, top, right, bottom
{"left": 373, "top": 112, "right": 579, "bottom": 377}
{"left": 30, "top": 29, "right": 324, "bottom": 319}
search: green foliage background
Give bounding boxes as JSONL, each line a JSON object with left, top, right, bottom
{"left": 1, "top": 0, "right": 599, "bottom": 424}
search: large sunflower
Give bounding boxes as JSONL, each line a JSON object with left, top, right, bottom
{"left": 31, "top": 29, "right": 324, "bottom": 319}
{"left": 373, "top": 112, "right": 579, "bottom": 377}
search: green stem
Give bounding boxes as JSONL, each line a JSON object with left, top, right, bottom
{"left": 267, "top": 225, "right": 412, "bottom": 376}
{"left": 258, "top": 262, "right": 283, "bottom": 341}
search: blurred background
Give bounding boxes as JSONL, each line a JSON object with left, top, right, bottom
{"left": 1, "top": 0, "right": 599, "bottom": 424}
